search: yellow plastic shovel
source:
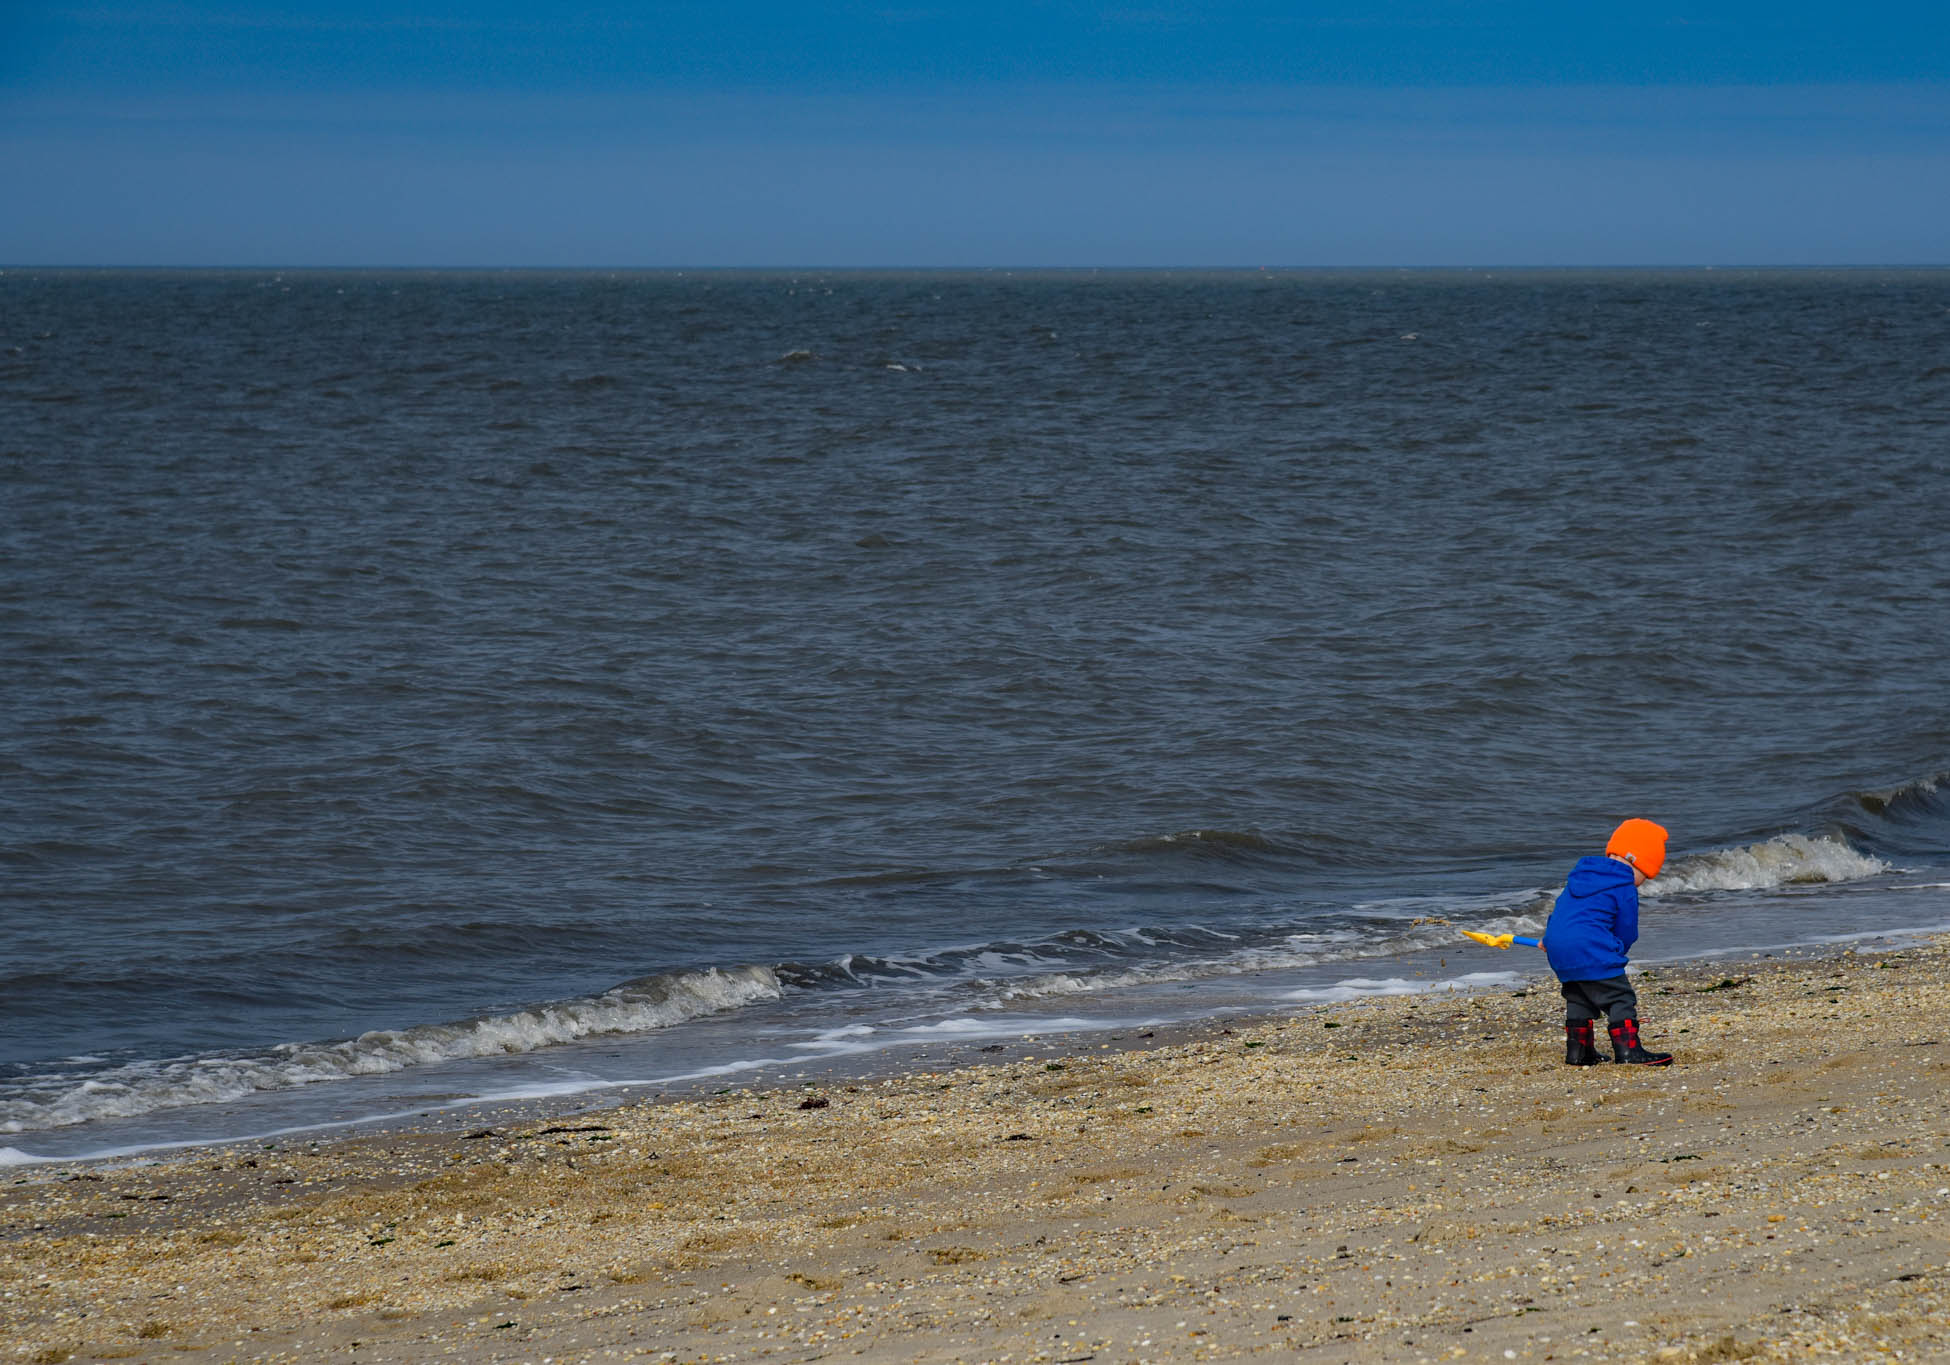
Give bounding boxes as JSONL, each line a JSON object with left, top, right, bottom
{"left": 1460, "top": 930, "right": 1542, "bottom": 950}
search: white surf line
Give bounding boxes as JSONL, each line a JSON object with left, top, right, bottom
{"left": 0, "top": 1014, "right": 1136, "bottom": 1169}
{"left": 1631, "top": 920, "right": 1950, "bottom": 968}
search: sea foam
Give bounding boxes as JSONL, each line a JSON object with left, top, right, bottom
{"left": 0, "top": 965, "right": 780, "bottom": 1134}
{"left": 1284, "top": 971, "right": 1524, "bottom": 1004}
{"left": 1647, "top": 833, "right": 1888, "bottom": 895}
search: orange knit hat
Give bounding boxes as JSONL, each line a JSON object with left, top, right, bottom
{"left": 1606, "top": 818, "right": 1669, "bottom": 879}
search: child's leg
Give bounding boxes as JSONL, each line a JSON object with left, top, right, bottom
{"left": 1559, "top": 982, "right": 1606, "bottom": 1065}
{"left": 1592, "top": 975, "right": 1673, "bottom": 1066}
{"left": 1594, "top": 977, "right": 1640, "bottom": 1026}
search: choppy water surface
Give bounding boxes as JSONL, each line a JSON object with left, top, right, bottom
{"left": 4, "top": 269, "right": 1948, "bottom": 1159}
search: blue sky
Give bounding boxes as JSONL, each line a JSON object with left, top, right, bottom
{"left": 3, "top": 3, "right": 1947, "bottom": 265}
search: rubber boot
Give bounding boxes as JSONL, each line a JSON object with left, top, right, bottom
{"left": 1608, "top": 1017, "right": 1673, "bottom": 1066}
{"left": 1564, "top": 1020, "right": 1605, "bottom": 1066}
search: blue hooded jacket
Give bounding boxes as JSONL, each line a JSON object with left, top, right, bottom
{"left": 1543, "top": 855, "right": 1640, "bottom": 983}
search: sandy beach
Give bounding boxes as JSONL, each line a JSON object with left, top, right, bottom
{"left": 7, "top": 939, "right": 1950, "bottom": 1364}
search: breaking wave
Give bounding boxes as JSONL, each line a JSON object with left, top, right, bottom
{"left": 1646, "top": 833, "right": 1889, "bottom": 895}
{"left": 0, "top": 902, "right": 1558, "bottom": 1135}
{"left": 0, "top": 965, "right": 780, "bottom": 1134}
{"left": 967, "top": 906, "right": 1550, "bottom": 1008}
{"left": 1827, "top": 772, "right": 1950, "bottom": 856}
{"left": 0, "top": 817, "right": 1924, "bottom": 1139}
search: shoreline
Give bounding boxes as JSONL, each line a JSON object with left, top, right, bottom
{"left": 7, "top": 938, "right": 1950, "bottom": 1362}
{"left": 13, "top": 837, "right": 1941, "bottom": 1171}
{"left": 11, "top": 923, "right": 1929, "bottom": 1175}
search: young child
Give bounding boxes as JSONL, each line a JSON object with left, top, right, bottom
{"left": 1544, "top": 819, "right": 1674, "bottom": 1066}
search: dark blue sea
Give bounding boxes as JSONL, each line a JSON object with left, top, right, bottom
{"left": 4, "top": 268, "right": 1948, "bottom": 1163}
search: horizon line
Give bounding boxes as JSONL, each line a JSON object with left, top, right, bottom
{"left": 6, "top": 262, "right": 1949, "bottom": 273}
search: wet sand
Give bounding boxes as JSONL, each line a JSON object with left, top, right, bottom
{"left": 7, "top": 940, "right": 1950, "bottom": 1364}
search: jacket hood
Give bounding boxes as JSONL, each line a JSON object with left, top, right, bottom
{"left": 1564, "top": 854, "right": 1635, "bottom": 900}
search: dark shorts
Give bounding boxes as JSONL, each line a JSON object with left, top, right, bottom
{"left": 1560, "top": 975, "right": 1639, "bottom": 1023}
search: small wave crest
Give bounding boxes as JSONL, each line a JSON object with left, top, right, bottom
{"left": 1062, "top": 826, "right": 1373, "bottom": 872}
{"left": 967, "top": 908, "right": 1548, "bottom": 1008}
{"left": 1283, "top": 971, "right": 1524, "bottom": 1004}
{"left": 1110, "top": 828, "right": 1285, "bottom": 858}
{"left": 1831, "top": 771, "right": 1950, "bottom": 855}
{"left": 779, "top": 924, "right": 1247, "bottom": 990}
{"left": 0, "top": 965, "right": 780, "bottom": 1135}
{"left": 1647, "top": 833, "right": 1888, "bottom": 896}
{"left": 1850, "top": 771, "right": 1944, "bottom": 815}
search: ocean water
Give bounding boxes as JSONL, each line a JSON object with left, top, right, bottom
{"left": 3, "top": 268, "right": 1948, "bottom": 1163}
